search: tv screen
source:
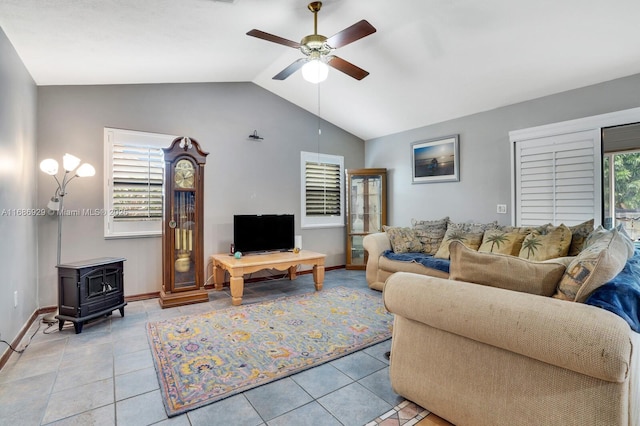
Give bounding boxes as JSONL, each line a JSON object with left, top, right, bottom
{"left": 233, "top": 214, "right": 295, "bottom": 254}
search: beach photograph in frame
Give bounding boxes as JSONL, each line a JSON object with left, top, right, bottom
{"left": 411, "top": 134, "right": 460, "bottom": 183}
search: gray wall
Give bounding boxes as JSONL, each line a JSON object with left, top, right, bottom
{"left": 0, "top": 28, "right": 38, "bottom": 347}
{"left": 366, "top": 73, "right": 640, "bottom": 226}
{"left": 37, "top": 83, "right": 364, "bottom": 305}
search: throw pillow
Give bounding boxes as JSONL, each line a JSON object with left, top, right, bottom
{"left": 411, "top": 217, "right": 449, "bottom": 255}
{"left": 568, "top": 219, "right": 594, "bottom": 256}
{"left": 478, "top": 229, "right": 527, "bottom": 255}
{"left": 449, "top": 241, "right": 566, "bottom": 296}
{"left": 518, "top": 224, "right": 572, "bottom": 261}
{"left": 585, "top": 225, "right": 634, "bottom": 259}
{"left": 434, "top": 222, "right": 487, "bottom": 259}
{"left": 383, "top": 226, "right": 423, "bottom": 254}
{"left": 554, "top": 228, "right": 629, "bottom": 302}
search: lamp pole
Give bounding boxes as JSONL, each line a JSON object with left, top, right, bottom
{"left": 53, "top": 171, "right": 75, "bottom": 266}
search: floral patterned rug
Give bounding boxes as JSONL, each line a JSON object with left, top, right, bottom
{"left": 147, "top": 287, "right": 393, "bottom": 417}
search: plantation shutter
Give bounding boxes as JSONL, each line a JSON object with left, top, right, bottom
{"left": 305, "top": 161, "right": 341, "bottom": 216}
{"left": 515, "top": 129, "right": 601, "bottom": 227}
{"left": 112, "top": 144, "right": 164, "bottom": 220}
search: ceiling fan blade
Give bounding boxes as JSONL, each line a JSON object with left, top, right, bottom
{"left": 273, "top": 58, "right": 307, "bottom": 80}
{"left": 327, "top": 56, "right": 369, "bottom": 80}
{"left": 326, "top": 20, "right": 376, "bottom": 49}
{"left": 247, "top": 29, "right": 301, "bottom": 49}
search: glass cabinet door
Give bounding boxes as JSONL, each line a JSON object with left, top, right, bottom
{"left": 346, "top": 169, "right": 387, "bottom": 269}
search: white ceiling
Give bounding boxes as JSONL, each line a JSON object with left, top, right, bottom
{"left": 2, "top": 0, "right": 640, "bottom": 140}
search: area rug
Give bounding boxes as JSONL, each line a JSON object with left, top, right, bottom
{"left": 147, "top": 286, "right": 393, "bottom": 417}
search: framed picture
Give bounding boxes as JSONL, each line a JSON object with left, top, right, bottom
{"left": 411, "top": 134, "right": 460, "bottom": 184}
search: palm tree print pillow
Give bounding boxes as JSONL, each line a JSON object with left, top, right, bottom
{"left": 478, "top": 230, "right": 527, "bottom": 256}
{"left": 518, "top": 224, "right": 572, "bottom": 261}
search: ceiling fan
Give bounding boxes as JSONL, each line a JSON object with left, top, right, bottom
{"left": 247, "top": 1, "right": 376, "bottom": 83}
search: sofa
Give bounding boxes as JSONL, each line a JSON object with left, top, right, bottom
{"left": 365, "top": 220, "right": 640, "bottom": 425}
{"left": 363, "top": 218, "right": 593, "bottom": 291}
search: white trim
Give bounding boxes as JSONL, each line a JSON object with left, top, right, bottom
{"left": 509, "top": 107, "right": 640, "bottom": 142}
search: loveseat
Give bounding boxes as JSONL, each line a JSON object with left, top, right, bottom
{"left": 363, "top": 230, "right": 447, "bottom": 290}
{"left": 365, "top": 220, "right": 640, "bottom": 425}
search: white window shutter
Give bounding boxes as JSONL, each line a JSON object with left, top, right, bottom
{"left": 305, "top": 162, "right": 341, "bottom": 216}
{"left": 515, "top": 130, "right": 601, "bottom": 227}
{"left": 112, "top": 144, "right": 164, "bottom": 220}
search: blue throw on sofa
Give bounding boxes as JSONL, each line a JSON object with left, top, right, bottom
{"left": 382, "top": 250, "right": 450, "bottom": 273}
{"left": 586, "top": 248, "right": 640, "bottom": 333}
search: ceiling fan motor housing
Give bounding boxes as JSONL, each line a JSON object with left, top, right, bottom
{"left": 300, "top": 34, "right": 332, "bottom": 57}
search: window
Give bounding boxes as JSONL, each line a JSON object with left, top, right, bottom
{"left": 603, "top": 150, "right": 640, "bottom": 241}
{"left": 104, "top": 128, "right": 176, "bottom": 238}
{"left": 300, "top": 151, "right": 344, "bottom": 229}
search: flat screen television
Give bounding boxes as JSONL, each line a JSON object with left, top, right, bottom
{"left": 233, "top": 214, "right": 295, "bottom": 254}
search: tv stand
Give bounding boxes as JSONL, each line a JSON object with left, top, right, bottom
{"left": 211, "top": 250, "right": 325, "bottom": 305}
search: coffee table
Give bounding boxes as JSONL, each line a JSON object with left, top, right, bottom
{"left": 210, "top": 250, "right": 326, "bottom": 305}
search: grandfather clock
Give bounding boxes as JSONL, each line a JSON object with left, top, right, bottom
{"left": 159, "top": 137, "right": 209, "bottom": 308}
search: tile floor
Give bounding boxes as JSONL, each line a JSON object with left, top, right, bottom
{"left": 0, "top": 269, "right": 451, "bottom": 426}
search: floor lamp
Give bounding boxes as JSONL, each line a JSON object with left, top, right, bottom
{"left": 40, "top": 154, "right": 95, "bottom": 324}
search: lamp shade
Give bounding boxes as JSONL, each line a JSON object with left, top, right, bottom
{"left": 76, "top": 163, "right": 95, "bottom": 177}
{"left": 39, "top": 159, "right": 59, "bottom": 175}
{"left": 62, "top": 153, "right": 81, "bottom": 172}
{"left": 47, "top": 197, "right": 60, "bottom": 212}
{"left": 302, "top": 60, "right": 329, "bottom": 84}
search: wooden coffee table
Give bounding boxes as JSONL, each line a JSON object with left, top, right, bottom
{"left": 210, "top": 250, "right": 326, "bottom": 305}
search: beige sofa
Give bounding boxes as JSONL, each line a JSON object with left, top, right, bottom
{"left": 363, "top": 232, "right": 448, "bottom": 290}
{"left": 383, "top": 271, "right": 639, "bottom": 426}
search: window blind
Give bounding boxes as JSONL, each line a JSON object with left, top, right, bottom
{"left": 305, "top": 161, "right": 341, "bottom": 216}
{"left": 112, "top": 144, "right": 164, "bottom": 220}
{"left": 515, "top": 130, "right": 600, "bottom": 226}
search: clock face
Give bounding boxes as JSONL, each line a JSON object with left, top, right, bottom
{"left": 174, "top": 159, "right": 195, "bottom": 189}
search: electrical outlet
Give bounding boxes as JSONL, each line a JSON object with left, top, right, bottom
{"left": 497, "top": 204, "right": 507, "bottom": 214}
{"left": 13, "top": 291, "right": 18, "bottom": 308}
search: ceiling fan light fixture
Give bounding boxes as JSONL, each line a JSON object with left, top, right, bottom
{"left": 302, "top": 59, "right": 329, "bottom": 84}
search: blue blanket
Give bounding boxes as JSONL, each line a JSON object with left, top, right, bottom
{"left": 382, "top": 250, "right": 450, "bottom": 273}
{"left": 585, "top": 249, "right": 640, "bottom": 333}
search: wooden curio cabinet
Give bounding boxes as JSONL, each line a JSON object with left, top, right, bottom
{"left": 345, "top": 168, "right": 387, "bottom": 270}
{"left": 159, "top": 137, "right": 209, "bottom": 308}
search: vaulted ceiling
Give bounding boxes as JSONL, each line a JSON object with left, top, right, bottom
{"left": 2, "top": 0, "right": 640, "bottom": 140}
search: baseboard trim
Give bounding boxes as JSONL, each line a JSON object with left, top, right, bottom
{"left": 125, "top": 292, "right": 160, "bottom": 302}
{"left": 0, "top": 308, "right": 46, "bottom": 371}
